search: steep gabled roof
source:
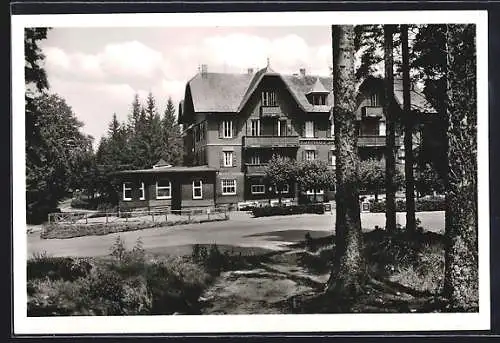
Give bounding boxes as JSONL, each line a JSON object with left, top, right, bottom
{"left": 187, "top": 72, "right": 254, "bottom": 112}
{"left": 183, "top": 68, "right": 436, "bottom": 117}
{"left": 356, "top": 76, "right": 437, "bottom": 114}
{"left": 238, "top": 66, "right": 312, "bottom": 113}
{"left": 393, "top": 78, "right": 437, "bottom": 113}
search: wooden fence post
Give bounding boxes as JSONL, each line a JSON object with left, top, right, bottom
{"left": 85, "top": 213, "right": 88, "bottom": 224}
{"left": 105, "top": 210, "right": 108, "bottom": 224}
{"left": 152, "top": 212, "right": 155, "bottom": 222}
{"left": 188, "top": 210, "right": 191, "bottom": 222}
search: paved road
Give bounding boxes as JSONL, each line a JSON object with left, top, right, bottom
{"left": 27, "top": 211, "right": 445, "bottom": 258}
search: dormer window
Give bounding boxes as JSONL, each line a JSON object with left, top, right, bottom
{"left": 311, "top": 94, "right": 327, "bottom": 106}
{"left": 306, "top": 77, "right": 329, "bottom": 106}
{"left": 262, "top": 91, "right": 277, "bottom": 107}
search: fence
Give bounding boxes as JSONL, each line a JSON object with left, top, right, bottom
{"left": 47, "top": 206, "right": 229, "bottom": 225}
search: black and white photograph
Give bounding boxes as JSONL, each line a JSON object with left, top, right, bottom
{"left": 12, "top": 10, "right": 489, "bottom": 334}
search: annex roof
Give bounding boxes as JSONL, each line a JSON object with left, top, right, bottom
{"left": 115, "top": 165, "right": 217, "bottom": 175}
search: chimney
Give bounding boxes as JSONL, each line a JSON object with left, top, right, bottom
{"left": 247, "top": 68, "right": 254, "bottom": 75}
{"left": 299, "top": 68, "right": 306, "bottom": 77}
{"left": 201, "top": 64, "right": 208, "bottom": 78}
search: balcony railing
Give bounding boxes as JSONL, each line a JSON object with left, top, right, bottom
{"left": 357, "top": 135, "right": 402, "bottom": 147}
{"left": 362, "top": 106, "right": 384, "bottom": 118}
{"left": 245, "top": 164, "right": 267, "bottom": 175}
{"left": 243, "top": 135, "right": 300, "bottom": 148}
{"left": 260, "top": 106, "right": 282, "bottom": 118}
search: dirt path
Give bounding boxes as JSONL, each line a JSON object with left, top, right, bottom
{"left": 199, "top": 250, "right": 330, "bottom": 314}
{"left": 198, "top": 247, "right": 446, "bottom": 314}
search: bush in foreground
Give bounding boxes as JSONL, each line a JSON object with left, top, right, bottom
{"left": 27, "top": 237, "right": 212, "bottom": 316}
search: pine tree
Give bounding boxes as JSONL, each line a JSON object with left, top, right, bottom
{"left": 401, "top": 24, "right": 416, "bottom": 233}
{"left": 161, "top": 97, "right": 184, "bottom": 166}
{"left": 384, "top": 24, "right": 397, "bottom": 233}
{"left": 443, "top": 24, "right": 478, "bottom": 311}
{"left": 326, "top": 25, "right": 366, "bottom": 300}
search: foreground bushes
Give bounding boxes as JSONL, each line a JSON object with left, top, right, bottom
{"left": 252, "top": 204, "right": 325, "bottom": 218}
{"left": 27, "top": 237, "right": 212, "bottom": 316}
{"left": 370, "top": 197, "right": 445, "bottom": 213}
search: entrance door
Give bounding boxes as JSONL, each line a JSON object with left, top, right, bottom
{"left": 171, "top": 178, "right": 182, "bottom": 210}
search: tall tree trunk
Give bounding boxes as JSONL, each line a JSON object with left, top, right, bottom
{"left": 384, "top": 25, "right": 397, "bottom": 232}
{"left": 401, "top": 24, "right": 416, "bottom": 233}
{"left": 326, "top": 25, "right": 366, "bottom": 298}
{"left": 443, "top": 24, "right": 478, "bottom": 311}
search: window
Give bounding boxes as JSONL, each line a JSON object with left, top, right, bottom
{"left": 250, "top": 119, "right": 260, "bottom": 136}
{"left": 278, "top": 120, "right": 287, "bottom": 137}
{"left": 330, "top": 153, "right": 336, "bottom": 167}
{"left": 262, "top": 91, "right": 278, "bottom": 106}
{"left": 249, "top": 153, "right": 260, "bottom": 165}
{"left": 379, "top": 121, "right": 386, "bottom": 136}
{"left": 251, "top": 184, "right": 265, "bottom": 194}
{"left": 330, "top": 121, "right": 335, "bottom": 137}
{"left": 123, "top": 182, "right": 132, "bottom": 201}
{"left": 156, "top": 180, "right": 172, "bottom": 199}
{"left": 305, "top": 150, "right": 316, "bottom": 161}
{"left": 312, "top": 94, "right": 326, "bottom": 106}
{"left": 222, "top": 120, "right": 233, "bottom": 138}
{"left": 305, "top": 121, "right": 314, "bottom": 138}
{"left": 276, "top": 184, "right": 290, "bottom": 194}
{"left": 192, "top": 179, "right": 203, "bottom": 199}
{"left": 223, "top": 151, "right": 233, "bottom": 167}
{"left": 370, "top": 92, "right": 380, "bottom": 106}
{"left": 200, "top": 121, "right": 206, "bottom": 140}
{"left": 221, "top": 179, "right": 237, "bottom": 195}
{"left": 139, "top": 182, "right": 146, "bottom": 200}
{"left": 306, "top": 189, "right": 324, "bottom": 195}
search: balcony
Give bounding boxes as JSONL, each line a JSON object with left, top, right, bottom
{"left": 358, "top": 135, "right": 402, "bottom": 147}
{"left": 243, "top": 135, "right": 300, "bottom": 148}
{"left": 362, "top": 106, "right": 384, "bottom": 118}
{"left": 245, "top": 164, "right": 267, "bottom": 175}
{"left": 260, "top": 106, "right": 282, "bottom": 118}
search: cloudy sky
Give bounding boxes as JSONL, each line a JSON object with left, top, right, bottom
{"left": 40, "top": 26, "right": 333, "bottom": 148}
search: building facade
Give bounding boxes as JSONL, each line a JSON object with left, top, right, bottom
{"left": 115, "top": 63, "right": 434, "bottom": 211}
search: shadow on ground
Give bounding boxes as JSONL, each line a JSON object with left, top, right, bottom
{"left": 199, "top": 229, "right": 451, "bottom": 314}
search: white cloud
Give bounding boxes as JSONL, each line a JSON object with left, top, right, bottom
{"left": 43, "top": 40, "right": 166, "bottom": 84}
{"left": 44, "top": 47, "right": 71, "bottom": 70}
{"left": 100, "top": 41, "right": 165, "bottom": 79}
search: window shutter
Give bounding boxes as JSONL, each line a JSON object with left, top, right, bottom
{"left": 232, "top": 119, "right": 237, "bottom": 138}
{"left": 218, "top": 120, "right": 223, "bottom": 138}
{"left": 313, "top": 121, "right": 318, "bottom": 138}
{"left": 232, "top": 153, "right": 237, "bottom": 167}
{"left": 301, "top": 150, "right": 305, "bottom": 161}
{"left": 302, "top": 122, "right": 306, "bottom": 136}
{"left": 328, "top": 150, "right": 332, "bottom": 164}
{"left": 327, "top": 123, "right": 332, "bottom": 138}
{"left": 220, "top": 152, "right": 224, "bottom": 167}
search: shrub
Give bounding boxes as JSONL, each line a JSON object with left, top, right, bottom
{"left": 369, "top": 197, "right": 445, "bottom": 213}
{"left": 145, "top": 256, "right": 211, "bottom": 314}
{"left": 252, "top": 204, "right": 325, "bottom": 218}
{"left": 27, "top": 255, "right": 92, "bottom": 282}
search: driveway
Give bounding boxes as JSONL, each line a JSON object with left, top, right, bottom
{"left": 27, "top": 211, "right": 445, "bottom": 258}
